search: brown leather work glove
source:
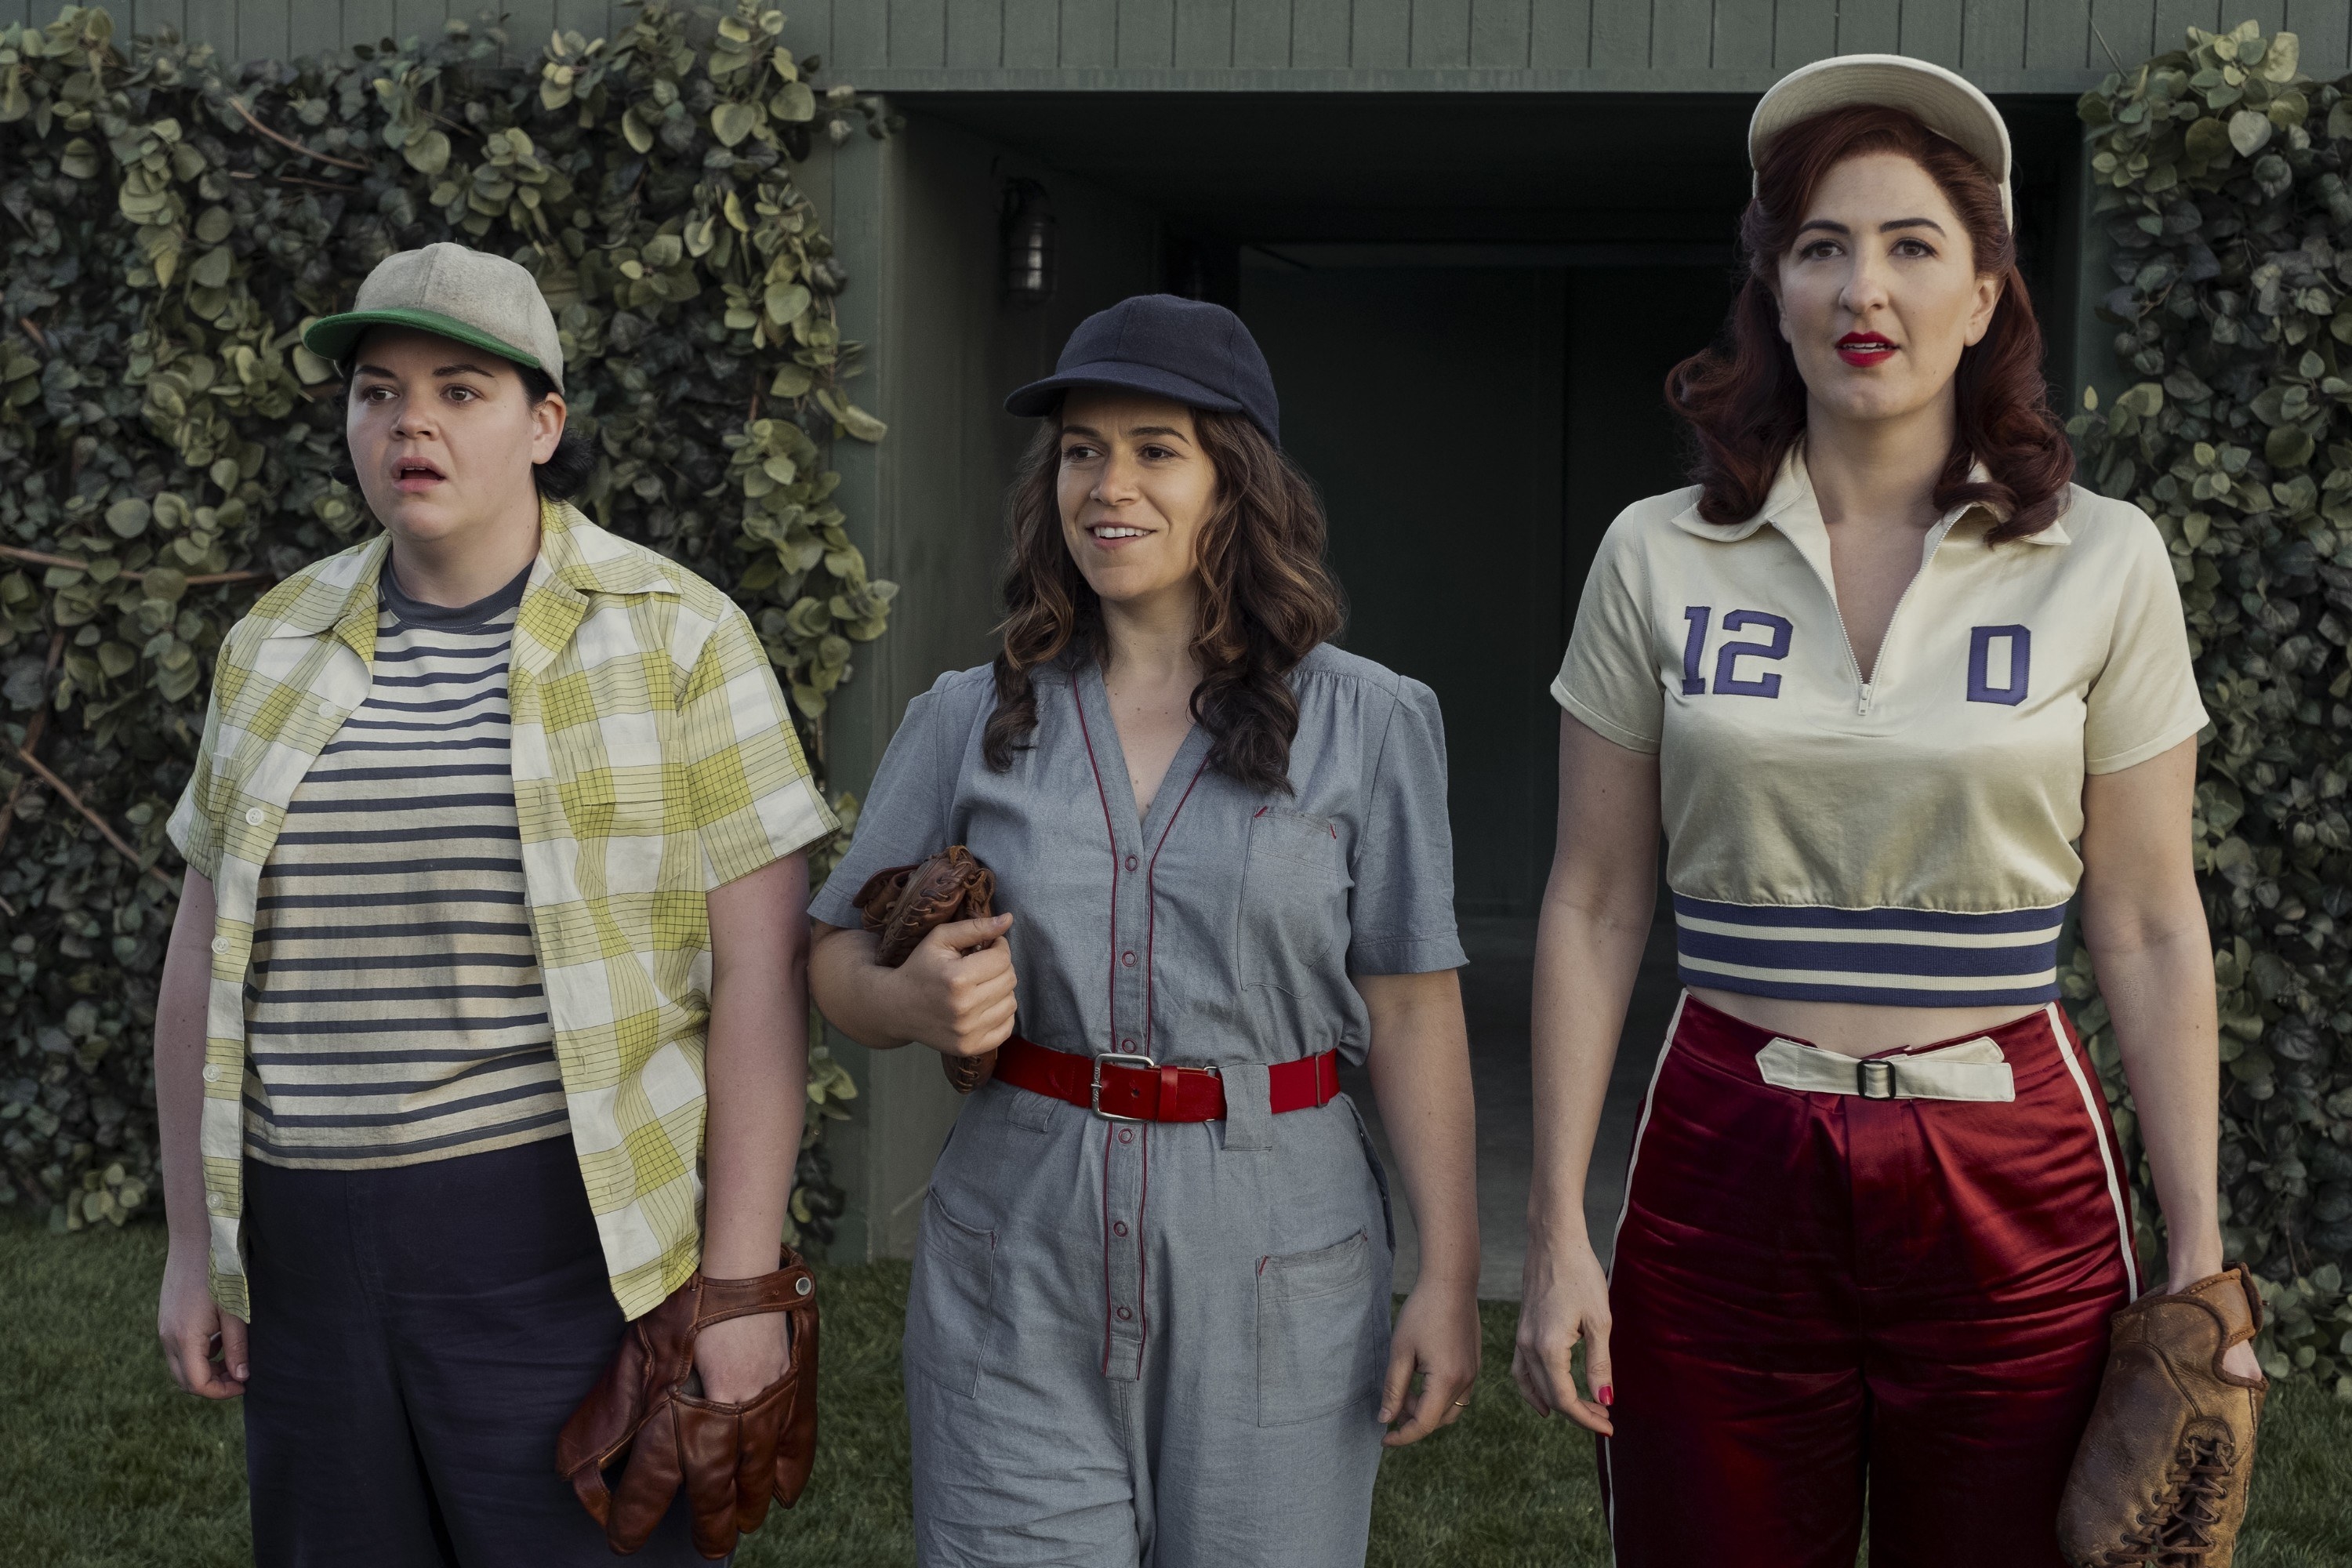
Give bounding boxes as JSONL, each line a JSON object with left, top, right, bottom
{"left": 2059, "top": 1265, "right": 2268, "bottom": 1568}
{"left": 557, "top": 1252, "right": 820, "bottom": 1559}
{"left": 850, "top": 846, "right": 1000, "bottom": 1094}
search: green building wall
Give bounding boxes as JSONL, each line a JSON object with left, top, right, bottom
{"left": 19, "top": 0, "right": 2334, "bottom": 1257}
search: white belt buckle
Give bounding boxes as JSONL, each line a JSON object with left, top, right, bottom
{"left": 1857, "top": 1058, "right": 1897, "bottom": 1100}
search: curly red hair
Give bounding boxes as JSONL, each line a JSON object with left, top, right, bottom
{"left": 1667, "top": 103, "right": 2073, "bottom": 543}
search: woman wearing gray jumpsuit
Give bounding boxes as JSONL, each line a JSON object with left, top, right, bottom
{"left": 808, "top": 295, "right": 1481, "bottom": 1566}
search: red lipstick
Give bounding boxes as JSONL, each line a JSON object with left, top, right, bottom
{"left": 1837, "top": 332, "right": 1896, "bottom": 367}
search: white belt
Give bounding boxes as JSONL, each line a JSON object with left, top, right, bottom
{"left": 1754, "top": 1035, "right": 2016, "bottom": 1103}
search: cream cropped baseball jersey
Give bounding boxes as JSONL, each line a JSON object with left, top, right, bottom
{"left": 1553, "top": 449, "right": 2208, "bottom": 1007}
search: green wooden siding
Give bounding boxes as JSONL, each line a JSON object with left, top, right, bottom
{"left": 0, "top": 0, "right": 641, "bottom": 54}
{"left": 7, "top": 1, "right": 2343, "bottom": 85}
{"left": 778, "top": 0, "right": 2350, "bottom": 89}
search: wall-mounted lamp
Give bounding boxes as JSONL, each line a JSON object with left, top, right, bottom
{"left": 1002, "top": 180, "right": 1056, "bottom": 305}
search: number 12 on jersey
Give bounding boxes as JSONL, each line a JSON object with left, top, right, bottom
{"left": 1679, "top": 606, "right": 1795, "bottom": 699}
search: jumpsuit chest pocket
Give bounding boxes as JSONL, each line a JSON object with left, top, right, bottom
{"left": 909, "top": 1187, "right": 996, "bottom": 1399}
{"left": 1238, "top": 808, "right": 1345, "bottom": 982}
{"left": 1255, "top": 1229, "right": 1384, "bottom": 1427}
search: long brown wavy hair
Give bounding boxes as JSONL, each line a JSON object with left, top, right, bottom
{"left": 982, "top": 405, "right": 1345, "bottom": 794}
{"left": 1668, "top": 103, "right": 2074, "bottom": 543}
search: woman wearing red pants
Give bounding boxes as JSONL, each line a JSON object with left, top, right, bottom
{"left": 1513, "top": 55, "right": 2263, "bottom": 1566}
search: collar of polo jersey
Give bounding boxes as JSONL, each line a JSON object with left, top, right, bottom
{"left": 1670, "top": 446, "right": 2069, "bottom": 546}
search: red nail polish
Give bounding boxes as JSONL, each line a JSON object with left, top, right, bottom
{"left": 1596, "top": 1384, "right": 1614, "bottom": 1406}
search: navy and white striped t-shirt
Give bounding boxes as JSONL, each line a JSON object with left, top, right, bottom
{"left": 242, "top": 559, "right": 568, "bottom": 1168}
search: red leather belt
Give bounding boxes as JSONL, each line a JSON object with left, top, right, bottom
{"left": 994, "top": 1036, "right": 1341, "bottom": 1123}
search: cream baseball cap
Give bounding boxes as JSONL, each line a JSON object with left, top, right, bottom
{"left": 303, "top": 242, "right": 565, "bottom": 392}
{"left": 1748, "top": 54, "right": 2013, "bottom": 229}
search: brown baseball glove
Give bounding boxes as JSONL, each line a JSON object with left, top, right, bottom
{"left": 2059, "top": 1265, "right": 2269, "bottom": 1568}
{"left": 557, "top": 1251, "right": 820, "bottom": 1559}
{"left": 849, "top": 846, "right": 1001, "bottom": 1094}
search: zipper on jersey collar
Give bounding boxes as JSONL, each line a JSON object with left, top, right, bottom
{"left": 1828, "top": 516, "right": 1962, "bottom": 717}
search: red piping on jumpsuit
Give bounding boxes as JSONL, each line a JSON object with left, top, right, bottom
{"left": 1133, "top": 757, "right": 1206, "bottom": 1366}
{"left": 1143, "top": 757, "right": 1211, "bottom": 1058}
{"left": 1069, "top": 685, "right": 1121, "bottom": 1054}
{"left": 1071, "top": 684, "right": 1124, "bottom": 1375}
{"left": 1099, "top": 1131, "right": 1116, "bottom": 1376}
{"left": 1135, "top": 1123, "right": 1150, "bottom": 1377}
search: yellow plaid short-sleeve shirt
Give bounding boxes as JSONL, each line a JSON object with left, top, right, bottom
{"left": 168, "top": 499, "right": 837, "bottom": 1319}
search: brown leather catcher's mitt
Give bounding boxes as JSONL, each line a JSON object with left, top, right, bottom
{"left": 850, "top": 846, "right": 1000, "bottom": 1094}
{"left": 557, "top": 1251, "right": 820, "bottom": 1559}
{"left": 2059, "top": 1266, "right": 2269, "bottom": 1568}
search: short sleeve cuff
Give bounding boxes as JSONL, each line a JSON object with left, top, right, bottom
{"left": 1551, "top": 678, "right": 1661, "bottom": 755}
{"left": 703, "top": 775, "right": 839, "bottom": 888}
{"left": 165, "top": 788, "right": 220, "bottom": 880}
{"left": 807, "top": 879, "right": 864, "bottom": 930}
{"left": 1346, "top": 932, "right": 1469, "bottom": 975}
{"left": 2086, "top": 709, "right": 2210, "bottom": 776}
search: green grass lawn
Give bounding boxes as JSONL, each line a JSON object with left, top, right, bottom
{"left": 5, "top": 1210, "right": 2345, "bottom": 1566}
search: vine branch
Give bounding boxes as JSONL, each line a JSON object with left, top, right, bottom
{"left": 0, "top": 628, "right": 67, "bottom": 868}
{"left": 12, "top": 745, "right": 173, "bottom": 887}
{"left": 0, "top": 544, "right": 271, "bottom": 586}
{"left": 225, "top": 95, "right": 372, "bottom": 172}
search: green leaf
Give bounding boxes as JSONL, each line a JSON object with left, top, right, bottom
{"left": 103, "top": 498, "right": 151, "bottom": 539}
{"left": 2266, "top": 426, "right": 2315, "bottom": 469}
{"left": 2185, "top": 116, "right": 2233, "bottom": 162}
{"left": 771, "top": 81, "right": 815, "bottom": 122}
{"left": 764, "top": 282, "right": 809, "bottom": 325}
{"left": 2260, "top": 31, "right": 2299, "bottom": 81}
{"left": 188, "top": 246, "right": 232, "bottom": 289}
{"left": 405, "top": 128, "right": 451, "bottom": 176}
{"left": 140, "top": 567, "right": 187, "bottom": 603}
{"left": 711, "top": 101, "right": 759, "bottom": 147}
{"left": 2227, "top": 108, "right": 2272, "bottom": 155}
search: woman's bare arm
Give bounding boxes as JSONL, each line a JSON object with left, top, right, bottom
{"left": 1514, "top": 714, "right": 1661, "bottom": 1432}
{"left": 696, "top": 854, "right": 811, "bottom": 1400}
{"left": 1359, "top": 967, "right": 1479, "bottom": 1446}
{"left": 154, "top": 869, "right": 245, "bottom": 1397}
{"left": 2078, "top": 738, "right": 2252, "bottom": 1369}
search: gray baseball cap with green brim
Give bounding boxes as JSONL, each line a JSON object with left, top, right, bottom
{"left": 303, "top": 242, "right": 565, "bottom": 392}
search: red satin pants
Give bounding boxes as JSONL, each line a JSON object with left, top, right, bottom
{"left": 1599, "top": 994, "right": 2136, "bottom": 1567}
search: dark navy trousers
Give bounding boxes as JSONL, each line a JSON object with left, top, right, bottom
{"left": 240, "top": 1136, "right": 706, "bottom": 1566}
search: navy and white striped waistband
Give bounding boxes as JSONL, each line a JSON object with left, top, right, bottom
{"left": 1672, "top": 895, "right": 2067, "bottom": 1007}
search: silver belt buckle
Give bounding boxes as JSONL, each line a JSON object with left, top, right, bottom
{"left": 1857, "top": 1058, "right": 1897, "bottom": 1100}
{"left": 1091, "top": 1051, "right": 1158, "bottom": 1122}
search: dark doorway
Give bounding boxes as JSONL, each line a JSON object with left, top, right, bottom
{"left": 894, "top": 89, "right": 2085, "bottom": 1291}
{"left": 1243, "top": 253, "right": 1736, "bottom": 916}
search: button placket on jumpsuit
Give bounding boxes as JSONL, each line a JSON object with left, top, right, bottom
{"left": 812, "top": 648, "right": 1464, "bottom": 1568}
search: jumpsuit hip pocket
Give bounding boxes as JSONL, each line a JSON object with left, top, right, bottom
{"left": 908, "top": 1185, "right": 995, "bottom": 1399}
{"left": 1255, "top": 1228, "right": 1382, "bottom": 1428}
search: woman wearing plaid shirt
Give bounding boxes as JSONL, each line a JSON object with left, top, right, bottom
{"left": 151, "top": 245, "right": 836, "bottom": 1565}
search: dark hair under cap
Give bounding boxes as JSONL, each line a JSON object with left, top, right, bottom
{"left": 1004, "top": 294, "right": 1280, "bottom": 444}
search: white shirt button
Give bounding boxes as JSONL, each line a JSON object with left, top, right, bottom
{"left": 205, "top": 1192, "right": 223, "bottom": 1211}
{"left": 243, "top": 807, "right": 264, "bottom": 826}
{"left": 201, "top": 1064, "right": 221, "bottom": 1083}
{"left": 210, "top": 936, "right": 230, "bottom": 954}
{"left": 318, "top": 699, "right": 337, "bottom": 717}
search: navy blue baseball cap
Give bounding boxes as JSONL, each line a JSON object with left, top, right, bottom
{"left": 1004, "top": 294, "right": 1279, "bottom": 444}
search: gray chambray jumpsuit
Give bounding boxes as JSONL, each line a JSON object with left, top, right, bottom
{"left": 808, "top": 645, "right": 1465, "bottom": 1568}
